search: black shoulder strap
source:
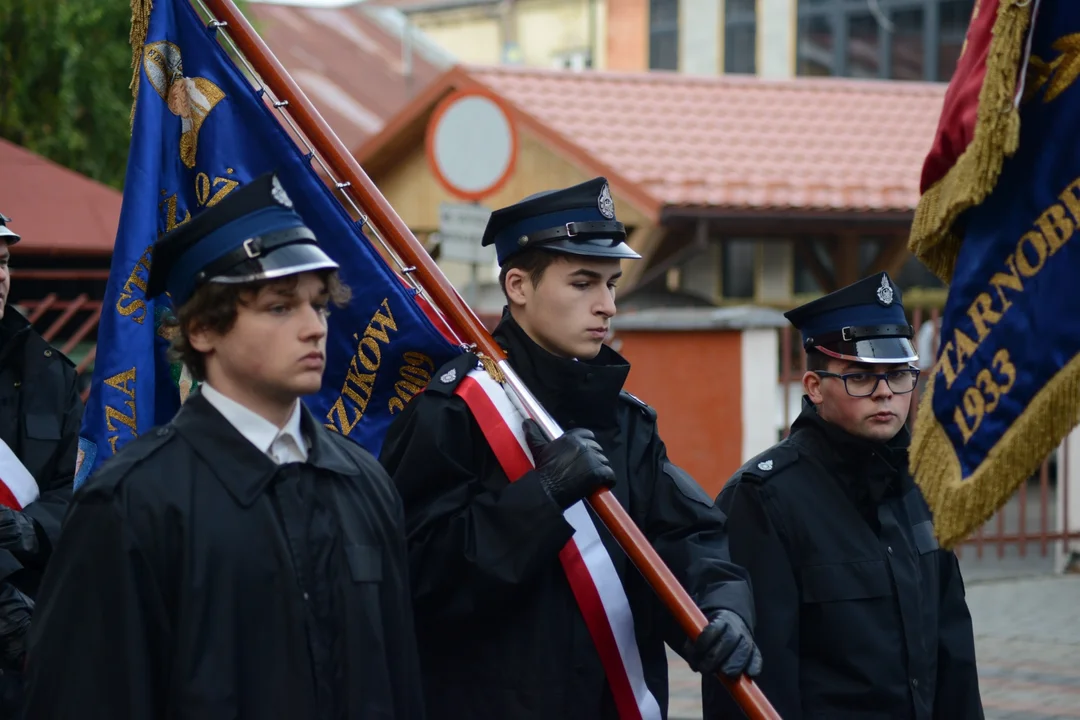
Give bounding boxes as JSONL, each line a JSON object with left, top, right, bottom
{"left": 422, "top": 352, "right": 479, "bottom": 397}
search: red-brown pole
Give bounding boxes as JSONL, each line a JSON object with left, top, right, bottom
{"left": 198, "top": 1, "right": 781, "bottom": 716}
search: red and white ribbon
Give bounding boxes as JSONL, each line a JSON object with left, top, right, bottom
{"left": 0, "top": 438, "right": 39, "bottom": 510}
{"left": 455, "top": 367, "right": 662, "bottom": 720}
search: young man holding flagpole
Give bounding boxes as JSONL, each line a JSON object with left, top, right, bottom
{"left": 379, "top": 178, "right": 760, "bottom": 720}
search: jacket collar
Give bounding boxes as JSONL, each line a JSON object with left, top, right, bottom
{"left": 493, "top": 309, "right": 629, "bottom": 430}
{"left": 789, "top": 396, "right": 910, "bottom": 509}
{"left": 199, "top": 383, "right": 307, "bottom": 462}
{"left": 0, "top": 307, "right": 33, "bottom": 369}
{"left": 172, "top": 392, "right": 361, "bottom": 507}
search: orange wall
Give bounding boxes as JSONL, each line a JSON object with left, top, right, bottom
{"left": 616, "top": 330, "right": 744, "bottom": 498}
{"left": 606, "top": 0, "right": 649, "bottom": 71}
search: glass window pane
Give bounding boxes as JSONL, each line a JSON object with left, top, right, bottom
{"left": 798, "top": 14, "right": 834, "bottom": 77}
{"left": 650, "top": 0, "right": 679, "bottom": 28}
{"left": 727, "top": 0, "right": 755, "bottom": 17}
{"left": 725, "top": 24, "right": 756, "bottom": 74}
{"left": 650, "top": 32, "right": 679, "bottom": 70}
{"left": 847, "top": 13, "right": 881, "bottom": 79}
{"left": 938, "top": 0, "right": 976, "bottom": 82}
{"left": 896, "top": 254, "right": 945, "bottom": 289}
{"left": 890, "top": 8, "right": 924, "bottom": 81}
{"left": 722, "top": 239, "right": 756, "bottom": 299}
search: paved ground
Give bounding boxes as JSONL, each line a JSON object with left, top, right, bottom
{"left": 667, "top": 574, "right": 1080, "bottom": 719}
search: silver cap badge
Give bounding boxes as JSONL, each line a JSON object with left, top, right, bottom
{"left": 876, "top": 274, "right": 894, "bottom": 306}
{"left": 271, "top": 175, "right": 294, "bottom": 209}
{"left": 598, "top": 183, "right": 615, "bottom": 220}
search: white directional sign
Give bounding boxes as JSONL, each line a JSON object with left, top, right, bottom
{"left": 436, "top": 202, "right": 494, "bottom": 265}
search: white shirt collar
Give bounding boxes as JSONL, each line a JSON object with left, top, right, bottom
{"left": 199, "top": 383, "right": 308, "bottom": 464}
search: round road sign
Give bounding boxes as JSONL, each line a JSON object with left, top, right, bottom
{"left": 425, "top": 89, "right": 518, "bottom": 202}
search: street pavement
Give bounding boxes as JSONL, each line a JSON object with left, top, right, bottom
{"left": 666, "top": 574, "right": 1080, "bottom": 719}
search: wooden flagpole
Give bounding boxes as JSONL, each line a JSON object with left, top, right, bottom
{"left": 198, "top": 1, "right": 780, "bottom": 716}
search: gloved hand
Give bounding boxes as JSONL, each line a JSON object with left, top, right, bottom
{"left": 0, "top": 583, "right": 33, "bottom": 671}
{"left": 686, "top": 609, "right": 763, "bottom": 678}
{"left": 0, "top": 507, "right": 38, "bottom": 559}
{"left": 523, "top": 419, "right": 616, "bottom": 509}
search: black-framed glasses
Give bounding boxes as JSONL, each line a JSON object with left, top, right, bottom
{"left": 815, "top": 368, "right": 921, "bottom": 398}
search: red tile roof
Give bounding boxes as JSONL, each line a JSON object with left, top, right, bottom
{"left": 249, "top": 0, "right": 453, "bottom": 152}
{"left": 468, "top": 66, "right": 947, "bottom": 214}
{"left": 0, "top": 139, "right": 122, "bottom": 255}
{"left": 360, "top": 65, "right": 948, "bottom": 218}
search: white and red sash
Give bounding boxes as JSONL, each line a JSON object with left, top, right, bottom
{"left": 0, "top": 438, "right": 39, "bottom": 510}
{"left": 455, "top": 367, "right": 662, "bottom": 720}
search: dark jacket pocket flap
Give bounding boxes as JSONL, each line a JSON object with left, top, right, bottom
{"left": 800, "top": 560, "right": 892, "bottom": 603}
{"left": 346, "top": 544, "right": 382, "bottom": 582}
{"left": 25, "top": 413, "right": 61, "bottom": 440}
{"left": 912, "top": 521, "right": 940, "bottom": 554}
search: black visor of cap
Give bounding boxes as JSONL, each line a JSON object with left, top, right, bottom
{"left": 208, "top": 241, "right": 339, "bottom": 285}
{"left": 540, "top": 236, "right": 642, "bottom": 260}
{"left": 816, "top": 336, "right": 918, "bottom": 364}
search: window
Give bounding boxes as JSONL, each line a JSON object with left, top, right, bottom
{"left": 551, "top": 49, "right": 593, "bottom": 71}
{"left": 797, "top": 0, "right": 975, "bottom": 82}
{"left": 721, "top": 239, "right": 756, "bottom": 299}
{"left": 724, "top": 0, "right": 756, "bottom": 74}
{"left": 649, "top": 0, "right": 679, "bottom": 71}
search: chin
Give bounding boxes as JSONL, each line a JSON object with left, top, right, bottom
{"left": 291, "top": 374, "right": 324, "bottom": 397}
{"left": 571, "top": 341, "right": 603, "bottom": 360}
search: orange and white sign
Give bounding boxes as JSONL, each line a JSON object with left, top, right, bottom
{"left": 425, "top": 89, "right": 518, "bottom": 202}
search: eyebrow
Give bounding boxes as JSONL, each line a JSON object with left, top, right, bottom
{"left": 568, "top": 268, "right": 623, "bottom": 281}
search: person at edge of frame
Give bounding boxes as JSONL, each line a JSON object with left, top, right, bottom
{"left": 378, "top": 176, "right": 762, "bottom": 720}
{"left": 21, "top": 172, "right": 425, "bottom": 720}
{"left": 702, "top": 272, "right": 984, "bottom": 720}
{"left": 0, "top": 212, "right": 85, "bottom": 718}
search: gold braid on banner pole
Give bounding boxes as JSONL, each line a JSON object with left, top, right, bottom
{"left": 907, "top": 0, "right": 1034, "bottom": 284}
{"left": 477, "top": 354, "right": 505, "bottom": 384}
{"left": 129, "top": 0, "right": 154, "bottom": 129}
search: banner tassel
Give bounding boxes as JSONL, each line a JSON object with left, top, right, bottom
{"left": 907, "top": 0, "right": 1034, "bottom": 283}
{"left": 129, "top": 0, "right": 154, "bottom": 128}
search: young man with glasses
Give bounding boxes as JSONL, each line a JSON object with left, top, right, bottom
{"left": 702, "top": 273, "right": 983, "bottom": 719}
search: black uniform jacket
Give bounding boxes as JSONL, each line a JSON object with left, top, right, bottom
{"left": 0, "top": 307, "right": 83, "bottom": 595}
{"left": 703, "top": 398, "right": 983, "bottom": 720}
{"left": 23, "top": 393, "right": 424, "bottom": 720}
{"left": 379, "top": 313, "right": 753, "bottom": 720}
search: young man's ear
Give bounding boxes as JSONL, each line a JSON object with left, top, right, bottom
{"left": 504, "top": 268, "right": 530, "bottom": 308}
{"left": 187, "top": 321, "right": 215, "bottom": 354}
{"left": 803, "top": 370, "right": 825, "bottom": 405}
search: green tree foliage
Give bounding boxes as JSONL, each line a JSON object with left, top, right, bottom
{"left": 0, "top": 0, "right": 251, "bottom": 190}
{"left": 0, "top": 1, "right": 135, "bottom": 189}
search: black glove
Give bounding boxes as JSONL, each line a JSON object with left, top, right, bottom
{"left": 523, "top": 419, "right": 615, "bottom": 509}
{"left": 687, "top": 609, "right": 762, "bottom": 678}
{"left": 0, "top": 583, "right": 33, "bottom": 671}
{"left": 0, "top": 508, "right": 38, "bottom": 560}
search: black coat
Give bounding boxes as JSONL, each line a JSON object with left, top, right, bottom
{"left": 703, "top": 399, "right": 983, "bottom": 720}
{"left": 379, "top": 314, "right": 754, "bottom": 720}
{"left": 23, "top": 393, "right": 425, "bottom": 720}
{"left": 0, "top": 308, "right": 83, "bottom": 596}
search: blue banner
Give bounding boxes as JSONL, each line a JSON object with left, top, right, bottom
{"left": 912, "top": 1, "right": 1080, "bottom": 545}
{"left": 75, "top": 0, "right": 461, "bottom": 488}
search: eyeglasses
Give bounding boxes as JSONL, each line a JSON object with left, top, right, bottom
{"left": 815, "top": 368, "right": 921, "bottom": 398}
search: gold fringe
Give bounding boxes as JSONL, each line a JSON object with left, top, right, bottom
{"left": 907, "top": 0, "right": 1033, "bottom": 283}
{"left": 129, "top": 0, "right": 154, "bottom": 130}
{"left": 911, "top": 353, "right": 1080, "bottom": 549}
{"left": 477, "top": 354, "right": 505, "bottom": 384}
